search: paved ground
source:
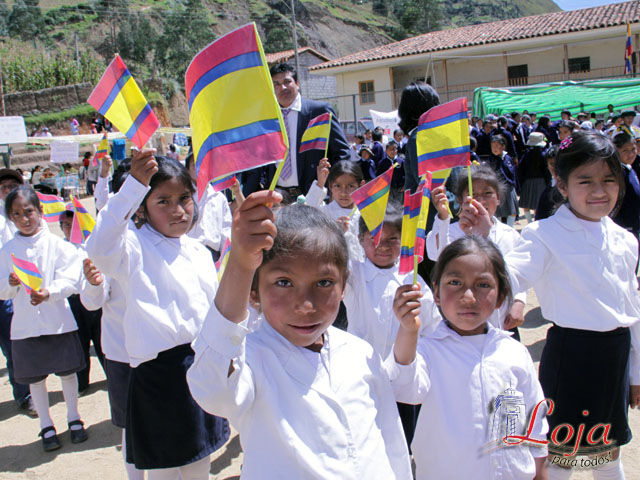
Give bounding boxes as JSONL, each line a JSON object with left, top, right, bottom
{"left": 0, "top": 204, "right": 638, "bottom": 479}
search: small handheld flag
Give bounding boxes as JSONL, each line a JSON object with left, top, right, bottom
{"left": 186, "top": 23, "right": 288, "bottom": 199}
{"left": 415, "top": 172, "right": 433, "bottom": 276}
{"left": 36, "top": 192, "right": 67, "bottom": 223}
{"left": 210, "top": 174, "right": 237, "bottom": 193}
{"left": 399, "top": 173, "right": 432, "bottom": 277}
{"left": 350, "top": 165, "right": 394, "bottom": 247}
{"left": 299, "top": 112, "right": 332, "bottom": 156}
{"left": 215, "top": 238, "right": 231, "bottom": 281}
{"left": 416, "top": 97, "right": 471, "bottom": 177}
{"left": 626, "top": 22, "right": 634, "bottom": 75}
{"left": 11, "top": 254, "right": 42, "bottom": 294}
{"left": 87, "top": 55, "right": 160, "bottom": 149}
{"left": 69, "top": 196, "right": 96, "bottom": 244}
{"left": 93, "top": 133, "right": 109, "bottom": 167}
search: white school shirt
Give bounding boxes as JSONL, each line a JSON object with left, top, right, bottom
{"left": 0, "top": 227, "right": 82, "bottom": 340}
{"left": 506, "top": 204, "right": 640, "bottom": 383}
{"left": 345, "top": 257, "right": 441, "bottom": 359}
{"left": 187, "top": 303, "right": 412, "bottom": 480}
{"left": 388, "top": 321, "right": 548, "bottom": 480}
{"left": 305, "top": 180, "right": 362, "bottom": 238}
{"left": 278, "top": 94, "right": 301, "bottom": 188}
{"left": 85, "top": 175, "right": 218, "bottom": 367}
{"left": 94, "top": 175, "right": 111, "bottom": 210}
{"left": 81, "top": 274, "right": 129, "bottom": 363}
{"left": 426, "top": 215, "right": 527, "bottom": 328}
{"left": 188, "top": 183, "right": 232, "bottom": 252}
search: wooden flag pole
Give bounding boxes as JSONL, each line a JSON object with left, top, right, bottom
{"left": 323, "top": 112, "right": 332, "bottom": 159}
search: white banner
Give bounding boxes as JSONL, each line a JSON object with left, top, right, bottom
{"left": 50, "top": 141, "right": 79, "bottom": 164}
{"left": 369, "top": 109, "right": 400, "bottom": 136}
{"left": 0, "top": 116, "right": 28, "bottom": 144}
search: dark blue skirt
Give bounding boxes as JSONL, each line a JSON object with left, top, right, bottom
{"left": 539, "top": 325, "right": 632, "bottom": 456}
{"left": 125, "top": 343, "right": 230, "bottom": 469}
{"left": 105, "top": 359, "right": 130, "bottom": 428}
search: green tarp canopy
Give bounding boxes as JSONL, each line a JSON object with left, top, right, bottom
{"left": 473, "top": 77, "right": 640, "bottom": 121}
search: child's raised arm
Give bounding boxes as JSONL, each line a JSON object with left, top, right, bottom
{"left": 393, "top": 284, "right": 422, "bottom": 365}
{"left": 215, "top": 190, "right": 281, "bottom": 324}
{"left": 94, "top": 156, "right": 113, "bottom": 210}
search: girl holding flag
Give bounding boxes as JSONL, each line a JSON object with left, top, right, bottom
{"left": 0, "top": 185, "right": 87, "bottom": 451}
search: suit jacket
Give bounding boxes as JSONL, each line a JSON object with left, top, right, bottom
{"left": 243, "top": 98, "right": 350, "bottom": 196}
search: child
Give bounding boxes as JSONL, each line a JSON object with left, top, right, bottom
{"left": 612, "top": 132, "right": 640, "bottom": 240}
{"left": 306, "top": 159, "right": 364, "bottom": 237}
{"left": 85, "top": 151, "right": 229, "bottom": 478}
{"left": 488, "top": 135, "right": 518, "bottom": 226}
{"left": 0, "top": 185, "right": 87, "bottom": 451}
{"left": 187, "top": 193, "right": 413, "bottom": 479}
{"left": 534, "top": 146, "right": 563, "bottom": 221}
{"left": 376, "top": 141, "right": 405, "bottom": 191}
{"left": 59, "top": 210, "right": 105, "bottom": 395}
{"left": 358, "top": 146, "right": 376, "bottom": 182}
{"left": 80, "top": 163, "right": 143, "bottom": 479}
{"left": 505, "top": 131, "right": 640, "bottom": 479}
{"left": 518, "top": 132, "right": 550, "bottom": 223}
{"left": 391, "top": 236, "right": 548, "bottom": 479}
{"left": 426, "top": 164, "right": 526, "bottom": 336}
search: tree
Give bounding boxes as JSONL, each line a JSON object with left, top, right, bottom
{"left": 0, "top": 0, "right": 10, "bottom": 37}
{"left": 391, "top": 0, "right": 441, "bottom": 35}
{"left": 117, "top": 12, "right": 155, "bottom": 64}
{"left": 372, "top": 0, "right": 388, "bottom": 17}
{"left": 7, "top": 0, "right": 46, "bottom": 42}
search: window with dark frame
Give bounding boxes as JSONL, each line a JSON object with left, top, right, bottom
{"left": 507, "top": 65, "right": 529, "bottom": 86}
{"left": 359, "top": 81, "right": 375, "bottom": 104}
{"left": 568, "top": 57, "right": 590, "bottom": 73}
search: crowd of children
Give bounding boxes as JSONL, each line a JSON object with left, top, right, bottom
{"left": 1, "top": 94, "right": 640, "bottom": 480}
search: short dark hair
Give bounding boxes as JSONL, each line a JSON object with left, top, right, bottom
{"left": 327, "top": 160, "right": 364, "bottom": 187}
{"left": 372, "top": 131, "right": 382, "bottom": 142}
{"left": 558, "top": 120, "right": 574, "bottom": 131}
{"left": 5, "top": 185, "right": 41, "bottom": 219}
{"left": 254, "top": 204, "right": 349, "bottom": 289}
{"left": 455, "top": 164, "right": 504, "bottom": 200}
{"left": 398, "top": 81, "right": 440, "bottom": 133}
{"left": 112, "top": 158, "right": 132, "bottom": 193}
{"left": 269, "top": 63, "right": 297, "bottom": 82}
{"left": 432, "top": 235, "right": 512, "bottom": 308}
{"left": 490, "top": 135, "right": 506, "bottom": 146}
{"left": 358, "top": 200, "right": 402, "bottom": 239}
{"left": 613, "top": 131, "right": 634, "bottom": 148}
{"left": 59, "top": 210, "right": 74, "bottom": 221}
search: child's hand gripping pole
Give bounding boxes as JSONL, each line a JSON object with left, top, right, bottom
{"left": 130, "top": 148, "right": 158, "bottom": 187}
{"left": 393, "top": 284, "right": 422, "bottom": 365}
{"left": 215, "top": 190, "right": 282, "bottom": 324}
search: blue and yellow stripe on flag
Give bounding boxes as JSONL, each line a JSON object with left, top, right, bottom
{"left": 299, "top": 113, "right": 331, "bottom": 153}
{"left": 88, "top": 54, "right": 160, "bottom": 149}
{"left": 93, "top": 133, "right": 109, "bottom": 167}
{"left": 431, "top": 168, "right": 451, "bottom": 188}
{"left": 186, "top": 23, "right": 288, "bottom": 199}
{"left": 215, "top": 238, "right": 231, "bottom": 282}
{"left": 350, "top": 165, "right": 394, "bottom": 247}
{"left": 69, "top": 196, "right": 96, "bottom": 245}
{"left": 36, "top": 192, "right": 66, "bottom": 223}
{"left": 210, "top": 174, "right": 237, "bottom": 192}
{"left": 399, "top": 179, "right": 425, "bottom": 275}
{"left": 415, "top": 172, "right": 433, "bottom": 263}
{"left": 11, "top": 254, "right": 42, "bottom": 294}
{"left": 416, "top": 97, "right": 470, "bottom": 177}
{"left": 626, "top": 22, "right": 634, "bottom": 74}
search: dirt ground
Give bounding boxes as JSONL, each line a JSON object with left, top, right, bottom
{"left": 0, "top": 204, "right": 639, "bottom": 479}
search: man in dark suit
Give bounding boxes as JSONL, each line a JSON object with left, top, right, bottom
{"left": 242, "top": 63, "right": 350, "bottom": 202}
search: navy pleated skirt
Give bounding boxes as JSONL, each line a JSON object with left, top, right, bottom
{"left": 125, "top": 343, "right": 230, "bottom": 469}
{"left": 105, "top": 358, "right": 130, "bottom": 428}
{"left": 539, "top": 325, "right": 632, "bottom": 456}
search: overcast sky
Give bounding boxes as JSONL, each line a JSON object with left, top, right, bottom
{"left": 555, "top": 0, "right": 628, "bottom": 10}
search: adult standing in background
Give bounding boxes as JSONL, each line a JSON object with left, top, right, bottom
{"left": 399, "top": 81, "right": 440, "bottom": 193}
{"left": 243, "top": 63, "right": 350, "bottom": 202}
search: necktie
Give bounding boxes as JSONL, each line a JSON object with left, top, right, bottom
{"left": 281, "top": 108, "right": 292, "bottom": 180}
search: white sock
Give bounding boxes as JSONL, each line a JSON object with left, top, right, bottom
{"left": 592, "top": 457, "right": 625, "bottom": 480}
{"left": 548, "top": 462, "right": 573, "bottom": 480}
{"left": 147, "top": 467, "right": 178, "bottom": 480}
{"left": 122, "top": 429, "right": 145, "bottom": 480}
{"left": 59, "top": 374, "right": 81, "bottom": 426}
{"left": 507, "top": 215, "right": 516, "bottom": 227}
{"left": 30, "top": 379, "right": 53, "bottom": 433}
{"left": 178, "top": 456, "right": 210, "bottom": 480}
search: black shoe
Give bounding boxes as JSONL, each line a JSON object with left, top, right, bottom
{"left": 18, "top": 397, "right": 38, "bottom": 418}
{"left": 39, "top": 426, "right": 61, "bottom": 452}
{"left": 68, "top": 420, "right": 88, "bottom": 444}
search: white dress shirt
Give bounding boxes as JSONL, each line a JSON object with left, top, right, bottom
{"left": 278, "top": 94, "right": 302, "bottom": 188}
{"left": 85, "top": 175, "right": 218, "bottom": 367}
{"left": 188, "top": 183, "right": 232, "bottom": 252}
{"left": 345, "top": 257, "right": 441, "bottom": 360}
{"left": 94, "top": 175, "right": 111, "bottom": 211}
{"left": 305, "top": 180, "right": 362, "bottom": 238}
{"left": 388, "top": 321, "right": 548, "bottom": 480}
{"left": 426, "top": 215, "right": 527, "bottom": 328}
{"left": 0, "top": 227, "right": 82, "bottom": 339}
{"left": 187, "top": 303, "right": 412, "bottom": 480}
{"left": 81, "top": 274, "right": 129, "bottom": 363}
{"left": 506, "top": 204, "right": 640, "bottom": 383}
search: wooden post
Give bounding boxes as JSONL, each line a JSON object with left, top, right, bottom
{"left": 503, "top": 51, "right": 509, "bottom": 86}
{"left": 563, "top": 44, "right": 569, "bottom": 80}
{"left": 443, "top": 59, "right": 449, "bottom": 101}
{"left": 389, "top": 67, "right": 396, "bottom": 109}
{"left": 0, "top": 55, "right": 5, "bottom": 117}
{"left": 635, "top": 33, "right": 639, "bottom": 75}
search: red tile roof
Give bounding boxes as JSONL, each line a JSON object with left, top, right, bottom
{"left": 265, "top": 46, "right": 331, "bottom": 65}
{"left": 311, "top": 1, "right": 640, "bottom": 70}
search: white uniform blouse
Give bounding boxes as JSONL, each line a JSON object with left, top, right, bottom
{"left": 85, "top": 175, "right": 218, "bottom": 367}
{"left": 187, "top": 303, "right": 413, "bottom": 480}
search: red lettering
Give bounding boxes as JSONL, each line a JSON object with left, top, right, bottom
{"left": 551, "top": 423, "right": 574, "bottom": 449}
{"left": 586, "top": 424, "right": 613, "bottom": 446}
{"left": 566, "top": 423, "right": 584, "bottom": 457}
{"left": 503, "top": 399, "right": 550, "bottom": 446}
